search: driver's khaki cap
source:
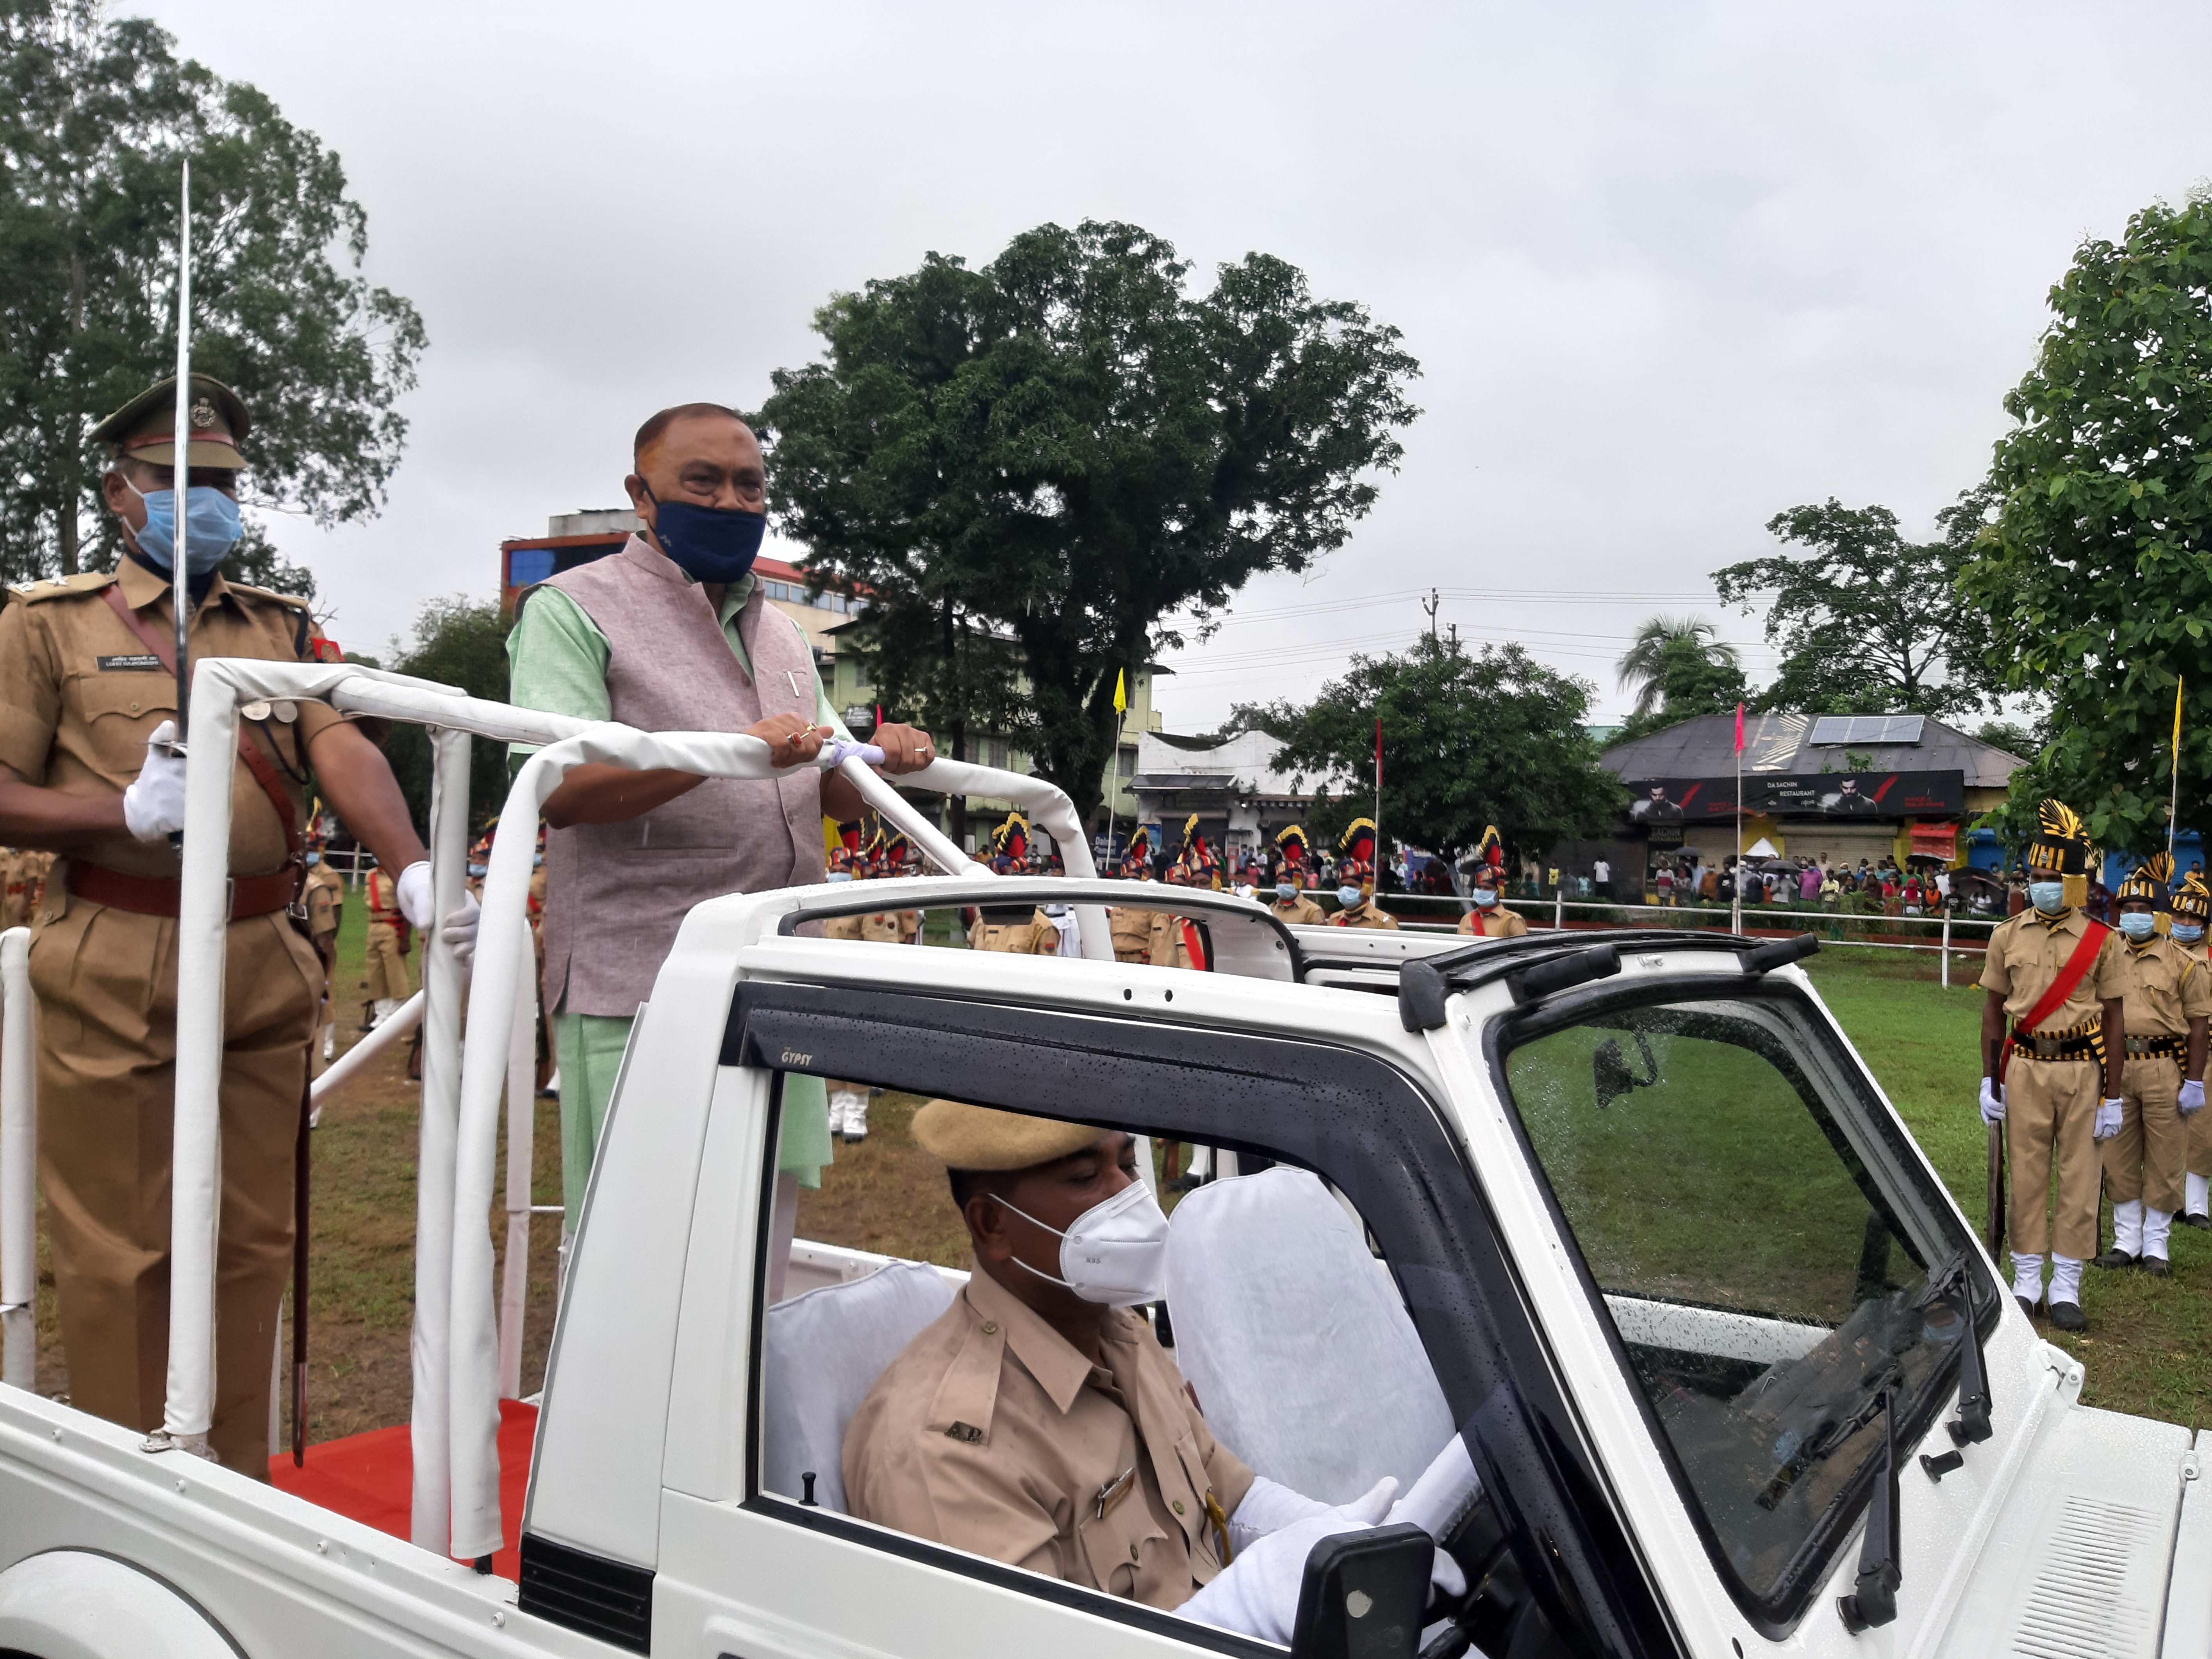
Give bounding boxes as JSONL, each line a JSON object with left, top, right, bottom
{"left": 912, "top": 1099, "right": 1103, "bottom": 1172}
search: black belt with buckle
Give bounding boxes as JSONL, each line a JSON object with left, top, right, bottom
{"left": 2125, "top": 1035, "right": 2186, "bottom": 1060}
{"left": 2018, "top": 1032, "right": 2101, "bottom": 1061}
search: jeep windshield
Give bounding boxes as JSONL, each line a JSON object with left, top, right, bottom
{"left": 1493, "top": 978, "right": 1992, "bottom": 1633}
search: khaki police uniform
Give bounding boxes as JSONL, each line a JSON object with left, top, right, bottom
{"left": 1330, "top": 898, "right": 1399, "bottom": 931}
{"left": 969, "top": 910, "right": 1059, "bottom": 954}
{"left": 362, "top": 864, "right": 411, "bottom": 1005}
{"left": 2101, "top": 933, "right": 2209, "bottom": 1219}
{"left": 1457, "top": 906, "right": 1528, "bottom": 938}
{"left": 303, "top": 861, "right": 341, "bottom": 1069}
{"left": 0, "top": 548, "right": 334, "bottom": 1476}
{"left": 0, "top": 849, "right": 30, "bottom": 929}
{"left": 1109, "top": 895, "right": 1156, "bottom": 963}
{"left": 844, "top": 1260, "right": 1254, "bottom": 1609}
{"left": 1269, "top": 894, "right": 1325, "bottom": 927}
{"left": 1982, "top": 908, "right": 2127, "bottom": 1261}
{"left": 1146, "top": 906, "right": 1198, "bottom": 968}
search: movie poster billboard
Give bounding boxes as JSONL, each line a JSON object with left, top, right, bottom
{"left": 1625, "top": 769, "right": 1965, "bottom": 823}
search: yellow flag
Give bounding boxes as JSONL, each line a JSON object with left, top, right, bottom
{"left": 1113, "top": 669, "right": 1127, "bottom": 714}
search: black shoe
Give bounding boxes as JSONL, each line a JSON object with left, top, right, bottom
{"left": 2142, "top": 1255, "right": 2172, "bottom": 1278}
{"left": 2185, "top": 1212, "right": 2212, "bottom": 1230}
{"left": 2016, "top": 1294, "right": 2041, "bottom": 1320}
{"left": 2092, "top": 1248, "right": 2141, "bottom": 1270}
{"left": 2048, "top": 1300, "right": 2087, "bottom": 1332}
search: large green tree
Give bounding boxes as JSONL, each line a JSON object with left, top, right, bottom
{"left": 0, "top": 0, "right": 425, "bottom": 593}
{"left": 1714, "top": 498, "right": 1997, "bottom": 719}
{"left": 1960, "top": 192, "right": 2212, "bottom": 855}
{"left": 1237, "top": 634, "right": 1621, "bottom": 865}
{"left": 758, "top": 219, "right": 1421, "bottom": 823}
{"left": 378, "top": 598, "right": 513, "bottom": 836}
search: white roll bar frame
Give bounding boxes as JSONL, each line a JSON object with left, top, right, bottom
{"left": 126, "top": 657, "right": 1095, "bottom": 1561}
{"left": 0, "top": 927, "right": 34, "bottom": 1391}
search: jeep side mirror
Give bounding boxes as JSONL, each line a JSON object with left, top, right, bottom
{"left": 1593, "top": 1031, "right": 1659, "bottom": 1110}
{"left": 1289, "top": 1523, "right": 1434, "bottom": 1659}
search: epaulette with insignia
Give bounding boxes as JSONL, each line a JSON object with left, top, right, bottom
{"left": 17, "top": 572, "right": 120, "bottom": 604}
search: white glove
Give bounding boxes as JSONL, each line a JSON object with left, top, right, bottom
{"left": 1978, "top": 1077, "right": 2005, "bottom": 1125}
{"left": 2182, "top": 1079, "right": 2206, "bottom": 1117}
{"left": 2094, "top": 1098, "right": 2125, "bottom": 1141}
{"left": 1182, "top": 1477, "right": 1396, "bottom": 1644}
{"left": 396, "top": 860, "right": 481, "bottom": 964}
{"left": 1386, "top": 1435, "right": 1481, "bottom": 1600}
{"left": 121, "top": 720, "right": 188, "bottom": 842}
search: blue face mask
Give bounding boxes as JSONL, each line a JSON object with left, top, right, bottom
{"left": 2173, "top": 924, "right": 2204, "bottom": 944}
{"left": 1275, "top": 883, "right": 1295, "bottom": 901}
{"left": 2028, "top": 881, "right": 2066, "bottom": 914}
{"left": 2119, "top": 911, "right": 2157, "bottom": 941}
{"left": 304, "top": 852, "right": 320, "bottom": 867}
{"left": 1337, "top": 885, "right": 1363, "bottom": 909}
{"left": 643, "top": 486, "right": 765, "bottom": 584}
{"left": 128, "top": 481, "right": 242, "bottom": 575}
{"left": 467, "top": 863, "right": 488, "bottom": 878}
{"left": 826, "top": 871, "right": 854, "bottom": 884}
{"left": 1472, "top": 887, "right": 1498, "bottom": 908}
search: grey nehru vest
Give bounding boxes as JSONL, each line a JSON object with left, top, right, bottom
{"left": 535, "top": 535, "right": 823, "bottom": 1016}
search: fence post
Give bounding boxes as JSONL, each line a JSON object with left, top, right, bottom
{"left": 1554, "top": 884, "right": 1564, "bottom": 931}
{"left": 1941, "top": 912, "right": 1950, "bottom": 989}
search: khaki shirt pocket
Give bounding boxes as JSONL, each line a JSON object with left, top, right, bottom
{"left": 1170, "top": 1432, "right": 1226, "bottom": 1573}
{"left": 1076, "top": 1478, "right": 1174, "bottom": 1599}
{"left": 67, "top": 671, "right": 177, "bottom": 784}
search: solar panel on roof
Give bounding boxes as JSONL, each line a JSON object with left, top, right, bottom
{"left": 1809, "top": 715, "right": 1925, "bottom": 746}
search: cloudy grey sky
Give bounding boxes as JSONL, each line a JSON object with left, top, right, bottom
{"left": 144, "top": 0, "right": 2212, "bottom": 730}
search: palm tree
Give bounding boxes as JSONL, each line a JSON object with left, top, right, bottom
{"left": 1616, "top": 616, "right": 1742, "bottom": 720}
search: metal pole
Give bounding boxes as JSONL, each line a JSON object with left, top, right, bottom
{"left": 1941, "top": 912, "right": 1951, "bottom": 989}
{"left": 0, "top": 928, "right": 35, "bottom": 1390}
{"left": 170, "top": 162, "right": 193, "bottom": 742}
{"left": 497, "top": 913, "right": 538, "bottom": 1401}
{"left": 1732, "top": 735, "right": 1744, "bottom": 936}
{"left": 1555, "top": 883, "right": 1564, "bottom": 930}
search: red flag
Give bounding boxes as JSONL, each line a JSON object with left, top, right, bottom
{"left": 1734, "top": 702, "right": 1745, "bottom": 753}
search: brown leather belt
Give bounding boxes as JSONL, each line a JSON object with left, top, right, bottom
{"left": 66, "top": 860, "right": 299, "bottom": 920}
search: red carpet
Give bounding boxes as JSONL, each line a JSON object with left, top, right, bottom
{"left": 270, "top": 1398, "right": 538, "bottom": 1579}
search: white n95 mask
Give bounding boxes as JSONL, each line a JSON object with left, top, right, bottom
{"left": 991, "top": 1181, "right": 1169, "bottom": 1307}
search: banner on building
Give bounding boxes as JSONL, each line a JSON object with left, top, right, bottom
{"left": 1909, "top": 821, "right": 1959, "bottom": 859}
{"left": 1625, "top": 769, "right": 1966, "bottom": 823}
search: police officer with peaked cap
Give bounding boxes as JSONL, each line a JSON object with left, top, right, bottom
{"left": 0, "top": 374, "right": 473, "bottom": 1473}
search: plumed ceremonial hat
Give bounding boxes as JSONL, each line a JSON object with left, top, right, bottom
{"left": 990, "top": 811, "right": 1030, "bottom": 863}
{"left": 2172, "top": 871, "right": 2211, "bottom": 924}
{"left": 912, "top": 1099, "right": 1105, "bottom": 1172}
{"left": 2024, "top": 799, "right": 2092, "bottom": 878}
{"left": 1274, "top": 823, "right": 1310, "bottom": 864}
{"left": 2116, "top": 852, "right": 2172, "bottom": 905}
{"left": 90, "top": 374, "right": 249, "bottom": 470}
{"left": 1338, "top": 817, "right": 1377, "bottom": 865}
{"left": 1469, "top": 825, "right": 1505, "bottom": 884}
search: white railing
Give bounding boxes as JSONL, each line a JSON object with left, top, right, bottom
{"left": 91, "top": 657, "right": 1092, "bottom": 1562}
{"left": 0, "top": 928, "right": 32, "bottom": 1391}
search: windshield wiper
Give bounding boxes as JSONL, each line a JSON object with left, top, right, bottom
{"left": 1918, "top": 1249, "right": 1993, "bottom": 1446}
{"left": 1836, "top": 1388, "right": 1900, "bottom": 1633}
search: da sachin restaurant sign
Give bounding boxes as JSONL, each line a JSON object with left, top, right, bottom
{"left": 1626, "top": 769, "right": 1966, "bottom": 823}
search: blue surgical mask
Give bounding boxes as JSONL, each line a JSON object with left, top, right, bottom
{"left": 127, "top": 481, "right": 242, "bottom": 575}
{"left": 2173, "top": 924, "right": 2204, "bottom": 944}
{"left": 1337, "top": 885, "right": 1362, "bottom": 909}
{"left": 304, "top": 852, "right": 320, "bottom": 867}
{"left": 1275, "top": 883, "right": 1295, "bottom": 901}
{"left": 2119, "top": 912, "right": 2157, "bottom": 941}
{"left": 467, "top": 863, "right": 487, "bottom": 878}
{"left": 1472, "top": 887, "right": 1498, "bottom": 908}
{"left": 642, "top": 485, "right": 765, "bottom": 584}
{"left": 2028, "top": 881, "right": 2066, "bottom": 914}
{"left": 826, "top": 870, "right": 854, "bottom": 883}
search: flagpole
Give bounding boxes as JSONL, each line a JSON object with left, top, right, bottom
{"left": 2170, "top": 675, "right": 2184, "bottom": 867}
{"left": 171, "top": 160, "right": 193, "bottom": 742}
{"left": 1373, "top": 715, "right": 1384, "bottom": 894}
{"left": 1732, "top": 701, "right": 1744, "bottom": 936}
{"left": 1108, "top": 669, "right": 1128, "bottom": 867}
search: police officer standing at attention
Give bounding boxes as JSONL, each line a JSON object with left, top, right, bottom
{"left": 1328, "top": 820, "right": 1398, "bottom": 931}
{"left": 1457, "top": 827, "right": 1529, "bottom": 940}
{"left": 2171, "top": 872, "right": 2212, "bottom": 1229}
{"left": 1267, "top": 825, "right": 1325, "bottom": 925}
{"left": 1979, "top": 800, "right": 2126, "bottom": 1330}
{"left": 2091, "top": 859, "right": 2208, "bottom": 1276}
{"left": 0, "top": 375, "right": 471, "bottom": 1474}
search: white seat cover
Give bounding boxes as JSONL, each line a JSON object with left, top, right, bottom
{"left": 762, "top": 1259, "right": 956, "bottom": 1513}
{"left": 1165, "top": 1167, "right": 1456, "bottom": 1505}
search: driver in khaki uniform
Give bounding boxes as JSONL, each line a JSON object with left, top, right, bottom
{"left": 0, "top": 375, "right": 448, "bottom": 1474}
{"left": 841, "top": 1100, "right": 1479, "bottom": 1642}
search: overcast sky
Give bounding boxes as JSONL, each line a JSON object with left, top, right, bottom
{"left": 143, "top": 0, "right": 2212, "bottom": 729}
